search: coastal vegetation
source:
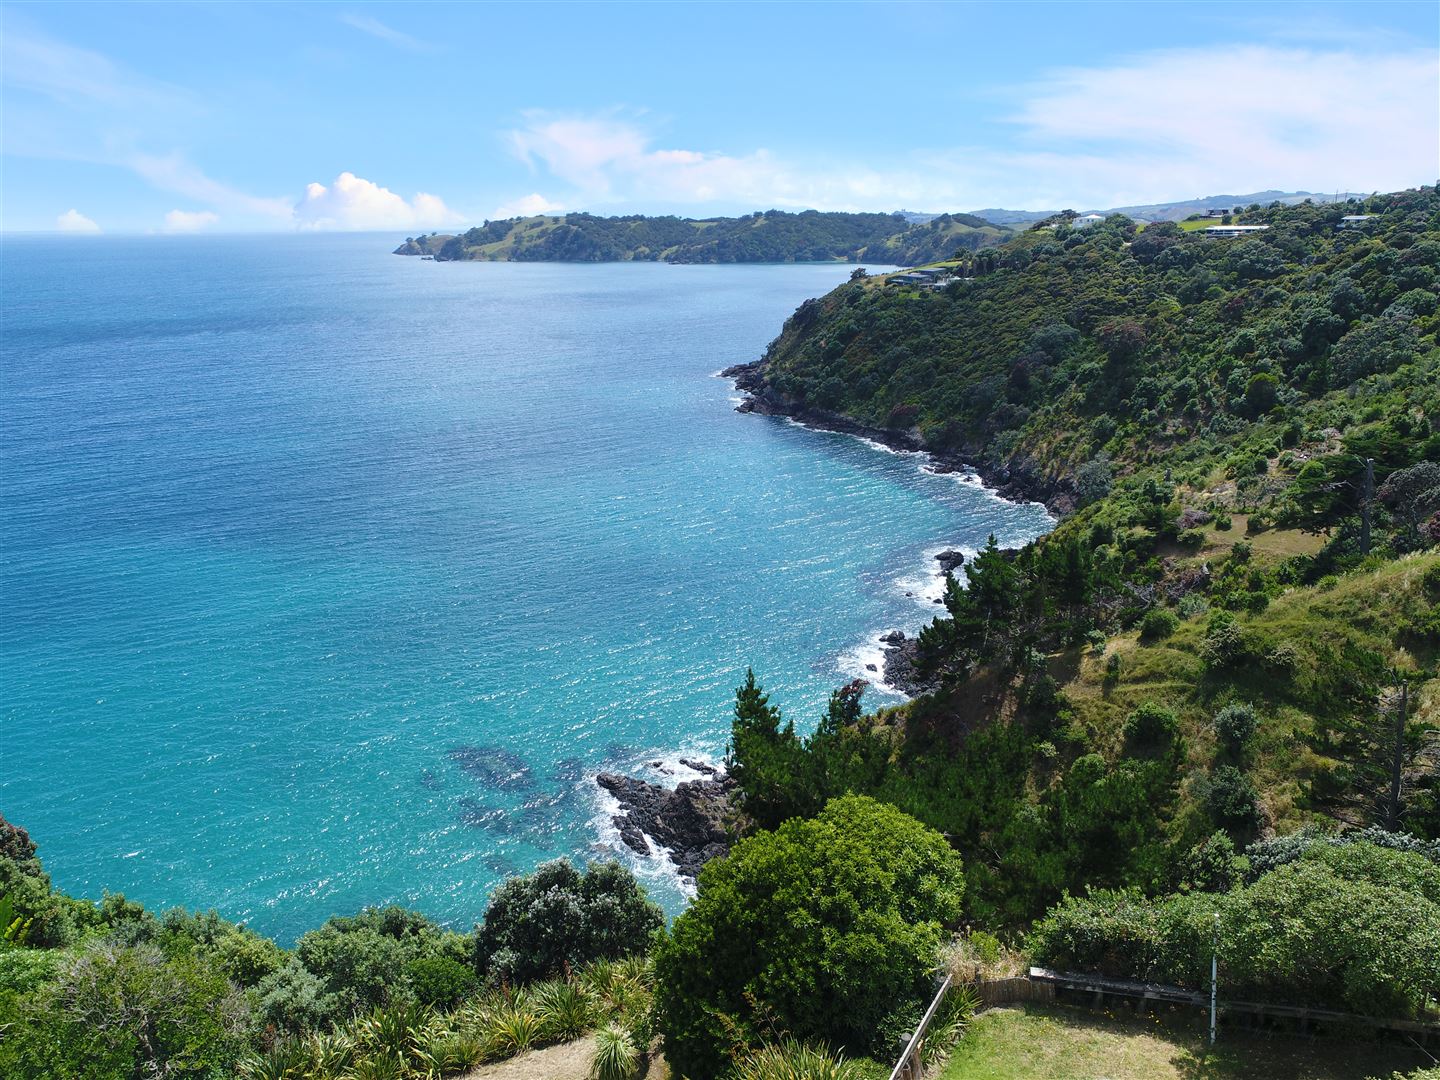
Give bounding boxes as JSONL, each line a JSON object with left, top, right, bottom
{"left": 4, "top": 187, "right": 1438, "bottom": 1078}
{"left": 394, "top": 209, "right": 1010, "bottom": 264}
{"left": 0, "top": 819, "right": 661, "bottom": 1079}
{"left": 693, "top": 186, "right": 1439, "bottom": 1069}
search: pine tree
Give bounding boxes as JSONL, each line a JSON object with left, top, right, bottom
{"left": 726, "top": 670, "right": 801, "bottom": 830}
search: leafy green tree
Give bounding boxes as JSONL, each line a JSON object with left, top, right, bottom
{"left": 475, "top": 860, "right": 662, "bottom": 986}
{"left": 654, "top": 795, "right": 963, "bottom": 1079}
{"left": 3, "top": 941, "right": 253, "bottom": 1080}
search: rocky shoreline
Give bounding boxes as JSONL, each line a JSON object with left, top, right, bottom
{"left": 591, "top": 365, "right": 1055, "bottom": 877}
{"left": 721, "top": 360, "right": 1073, "bottom": 516}
{"left": 596, "top": 761, "right": 735, "bottom": 880}
{"left": 721, "top": 361, "right": 1053, "bottom": 700}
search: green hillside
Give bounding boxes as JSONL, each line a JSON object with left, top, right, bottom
{"left": 393, "top": 209, "right": 1010, "bottom": 264}
{"left": 725, "top": 187, "right": 1440, "bottom": 924}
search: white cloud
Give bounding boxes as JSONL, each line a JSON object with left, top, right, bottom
{"left": 162, "top": 209, "right": 220, "bottom": 233}
{"left": 339, "top": 14, "right": 433, "bottom": 53}
{"left": 293, "top": 172, "right": 464, "bottom": 231}
{"left": 56, "top": 208, "right": 101, "bottom": 233}
{"left": 128, "top": 152, "right": 295, "bottom": 220}
{"left": 996, "top": 44, "right": 1438, "bottom": 206}
{"left": 506, "top": 43, "right": 1437, "bottom": 212}
{"left": 493, "top": 192, "right": 564, "bottom": 218}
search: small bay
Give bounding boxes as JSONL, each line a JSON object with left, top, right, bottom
{"left": 0, "top": 234, "right": 1051, "bottom": 941}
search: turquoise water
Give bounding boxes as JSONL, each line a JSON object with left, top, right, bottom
{"left": 0, "top": 234, "right": 1051, "bottom": 942}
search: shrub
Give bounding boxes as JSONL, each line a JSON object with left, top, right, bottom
{"left": 534, "top": 979, "right": 594, "bottom": 1041}
{"left": 590, "top": 1022, "right": 641, "bottom": 1080}
{"left": 1103, "top": 652, "right": 1122, "bottom": 685}
{"left": 1170, "top": 831, "right": 1244, "bottom": 894}
{"left": 1200, "top": 611, "right": 1248, "bottom": 668}
{"left": 4, "top": 941, "right": 254, "bottom": 1079}
{"left": 1139, "top": 608, "right": 1180, "bottom": 642}
{"left": 1122, "top": 702, "right": 1180, "bottom": 757}
{"left": 730, "top": 1039, "right": 869, "bottom": 1080}
{"left": 1177, "top": 529, "right": 1206, "bottom": 552}
{"left": 1030, "top": 842, "right": 1440, "bottom": 1018}
{"left": 476, "top": 860, "right": 662, "bottom": 986}
{"left": 1202, "top": 765, "right": 1263, "bottom": 840}
{"left": 1212, "top": 703, "right": 1258, "bottom": 758}
{"left": 653, "top": 795, "right": 964, "bottom": 1080}
{"left": 404, "top": 955, "right": 478, "bottom": 1008}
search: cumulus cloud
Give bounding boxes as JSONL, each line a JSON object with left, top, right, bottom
{"left": 56, "top": 208, "right": 100, "bottom": 233}
{"left": 506, "top": 43, "right": 1437, "bottom": 212}
{"left": 493, "top": 192, "right": 564, "bottom": 218}
{"left": 293, "top": 172, "right": 464, "bottom": 230}
{"left": 162, "top": 209, "right": 220, "bottom": 233}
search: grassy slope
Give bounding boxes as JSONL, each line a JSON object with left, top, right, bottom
{"left": 1060, "top": 550, "right": 1439, "bottom": 833}
{"left": 937, "top": 1004, "right": 1429, "bottom": 1080}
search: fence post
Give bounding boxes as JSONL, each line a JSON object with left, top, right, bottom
{"left": 888, "top": 974, "right": 953, "bottom": 1080}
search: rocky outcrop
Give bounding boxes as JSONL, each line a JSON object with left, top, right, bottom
{"left": 935, "top": 549, "right": 966, "bottom": 575}
{"left": 596, "top": 769, "right": 736, "bottom": 880}
{"left": 876, "top": 630, "right": 942, "bottom": 698}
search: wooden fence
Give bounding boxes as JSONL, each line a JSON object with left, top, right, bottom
{"left": 888, "top": 967, "right": 1440, "bottom": 1078}
{"left": 887, "top": 975, "right": 951, "bottom": 1080}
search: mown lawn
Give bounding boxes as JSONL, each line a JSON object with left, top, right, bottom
{"left": 936, "top": 1004, "right": 1429, "bottom": 1080}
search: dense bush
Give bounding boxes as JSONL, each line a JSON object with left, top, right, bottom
{"left": 654, "top": 795, "right": 963, "bottom": 1080}
{"left": 0, "top": 940, "right": 254, "bottom": 1080}
{"left": 1211, "top": 703, "right": 1258, "bottom": 758}
{"left": 0, "top": 817, "right": 666, "bottom": 1079}
{"left": 1030, "top": 840, "right": 1440, "bottom": 1017}
{"left": 1200, "top": 765, "right": 1263, "bottom": 840}
{"left": 475, "top": 859, "right": 663, "bottom": 986}
{"left": 1139, "top": 607, "right": 1179, "bottom": 642}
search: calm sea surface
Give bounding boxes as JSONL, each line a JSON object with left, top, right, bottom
{"left": 1, "top": 233, "right": 1051, "bottom": 941}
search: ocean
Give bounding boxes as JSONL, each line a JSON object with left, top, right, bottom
{"left": 0, "top": 233, "right": 1051, "bottom": 942}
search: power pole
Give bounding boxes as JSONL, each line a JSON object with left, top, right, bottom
{"left": 1210, "top": 913, "right": 1220, "bottom": 1044}
{"left": 1360, "top": 457, "right": 1374, "bottom": 557}
{"left": 1385, "top": 680, "right": 1409, "bottom": 832}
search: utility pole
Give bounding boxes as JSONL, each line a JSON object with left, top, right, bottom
{"left": 1385, "top": 679, "right": 1409, "bottom": 832}
{"left": 1360, "top": 457, "right": 1374, "bottom": 557}
{"left": 1210, "top": 913, "right": 1220, "bottom": 1045}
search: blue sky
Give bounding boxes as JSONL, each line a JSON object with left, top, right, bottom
{"left": 3, "top": 1, "right": 1436, "bottom": 233}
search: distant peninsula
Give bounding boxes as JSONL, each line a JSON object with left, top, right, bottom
{"left": 394, "top": 210, "right": 1010, "bottom": 264}
{"left": 395, "top": 191, "right": 1364, "bottom": 266}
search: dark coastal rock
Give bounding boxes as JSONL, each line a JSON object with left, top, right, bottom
{"left": 879, "top": 634, "right": 942, "bottom": 698}
{"left": 880, "top": 629, "right": 906, "bottom": 644}
{"left": 596, "top": 769, "right": 735, "bottom": 880}
{"left": 934, "top": 549, "right": 966, "bottom": 575}
{"left": 678, "top": 757, "right": 719, "bottom": 777}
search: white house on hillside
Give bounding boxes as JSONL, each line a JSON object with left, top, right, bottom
{"left": 1204, "top": 224, "right": 1271, "bottom": 237}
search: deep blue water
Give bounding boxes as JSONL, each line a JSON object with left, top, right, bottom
{"left": 0, "top": 234, "right": 1050, "bottom": 942}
